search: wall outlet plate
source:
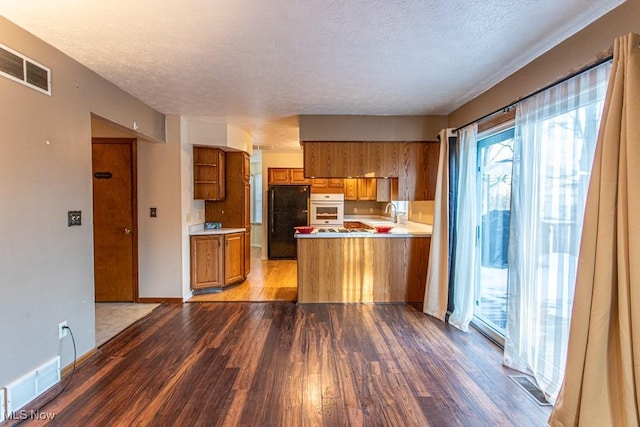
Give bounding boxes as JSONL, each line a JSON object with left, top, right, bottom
{"left": 58, "top": 321, "right": 68, "bottom": 339}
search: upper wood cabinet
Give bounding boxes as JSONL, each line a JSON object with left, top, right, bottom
{"left": 193, "top": 146, "right": 225, "bottom": 200}
{"left": 375, "top": 178, "right": 396, "bottom": 202}
{"left": 290, "top": 169, "right": 309, "bottom": 184}
{"left": 302, "top": 141, "right": 439, "bottom": 201}
{"left": 226, "top": 150, "right": 250, "bottom": 183}
{"left": 310, "top": 178, "right": 343, "bottom": 194}
{"left": 268, "top": 168, "right": 309, "bottom": 185}
{"left": 268, "top": 168, "right": 290, "bottom": 184}
{"left": 344, "top": 178, "right": 377, "bottom": 201}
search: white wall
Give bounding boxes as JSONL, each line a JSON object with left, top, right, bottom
{"left": 178, "top": 116, "right": 205, "bottom": 299}
{"left": 137, "top": 122, "right": 184, "bottom": 298}
{"left": 0, "top": 17, "right": 165, "bottom": 387}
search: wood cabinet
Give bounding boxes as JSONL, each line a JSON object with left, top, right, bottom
{"left": 297, "top": 236, "right": 431, "bottom": 303}
{"left": 375, "top": 178, "right": 396, "bottom": 202}
{"left": 204, "top": 151, "right": 251, "bottom": 277}
{"left": 344, "top": 178, "right": 377, "bottom": 201}
{"left": 190, "top": 235, "right": 224, "bottom": 289}
{"left": 302, "top": 141, "right": 439, "bottom": 201}
{"left": 268, "top": 168, "right": 309, "bottom": 185}
{"left": 193, "top": 146, "right": 225, "bottom": 200}
{"left": 290, "top": 169, "right": 309, "bottom": 184}
{"left": 310, "top": 178, "right": 343, "bottom": 194}
{"left": 224, "top": 233, "right": 244, "bottom": 284}
{"left": 190, "top": 232, "right": 245, "bottom": 290}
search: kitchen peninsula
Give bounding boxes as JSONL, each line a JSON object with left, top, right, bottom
{"left": 295, "top": 218, "right": 432, "bottom": 304}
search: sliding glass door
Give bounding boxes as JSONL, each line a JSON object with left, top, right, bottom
{"left": 473, "top": 127, "right": 514, "bottom": 342}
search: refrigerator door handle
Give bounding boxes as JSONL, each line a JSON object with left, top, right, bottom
{"left": 270, "top": 189, "right": 275, "bottom": 233}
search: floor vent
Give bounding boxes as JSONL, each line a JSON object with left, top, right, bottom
{"left": 5, "top": 357, "right": 60, "bottom": 414}
{"left": 0, "top": 42, "right": 51, "bottom": 95}
{"left": 509, "top": 375, "right": 552, "bottom": 406}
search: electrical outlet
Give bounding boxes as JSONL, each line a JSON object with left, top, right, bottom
{"left": 150, "top": 207, "right": 157, "bottom": 218}
{"left": 58, "top": 321, "right": 68, "bottom": 339}
{"left": 67, "top": 211, "right": 81, "bottom": 226}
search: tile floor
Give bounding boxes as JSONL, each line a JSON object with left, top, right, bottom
{"left": 95, "top": 303, "right": 160, "bottom": 346}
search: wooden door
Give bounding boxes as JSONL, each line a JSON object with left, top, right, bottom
{"left": 92, "top": 138, "right": 137, "bottom": 301}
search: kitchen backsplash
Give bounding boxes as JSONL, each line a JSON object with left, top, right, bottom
{"left": 407, "top": 200, "right": 434, "bottom": 225}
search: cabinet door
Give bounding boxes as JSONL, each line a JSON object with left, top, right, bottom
{"left": 243, "top": 153, "right": 250, "bottom": 182}
{"left": 344, "top": 179, "right": 358, "bottom": 200}
{"left": 327, "top": 178, "right": 344, "bottom": 188}
{"left": 376, "top": 178, "right": 391, "bottom": 202}
{"left": 224, "top": 233, "right": 245, "bottom": 284}
{"left": 243, "top": 183, "right": 251, "bottom": 227}
{"left": 358, "top": 179, "right": 377, "bottom": 201}
{"left": 290, "top": 168, "right": 309, "bottom": 184}
{"left": 190, "top": 235, "right": 224, "bottom": 289}
{"left": 268, "top": 168, "right": 290, "bottom": 185}
{"left": 244, "top": 228, "right": 251, "bottom": 275}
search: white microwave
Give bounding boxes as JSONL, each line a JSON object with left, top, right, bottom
{"left": 309, "top": 193, "right": 344, "bottom": 226}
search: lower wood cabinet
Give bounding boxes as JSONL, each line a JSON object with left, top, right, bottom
{"left": 190, "top": 232, "right": 245, "bottom": 290}
{"left": 224, "top": 233, "right": 244, "bottom": 284}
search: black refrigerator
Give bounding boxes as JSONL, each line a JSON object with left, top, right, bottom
{"left": 268, "top": 185, "right": 309, "bottom": 259}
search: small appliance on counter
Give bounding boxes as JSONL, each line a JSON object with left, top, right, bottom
{"left": 204, "top": 222, "right": 222, "bottom": 229}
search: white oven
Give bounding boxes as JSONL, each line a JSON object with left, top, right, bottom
{"left": 309, "top": 193, "right": 344, "bottom": 226}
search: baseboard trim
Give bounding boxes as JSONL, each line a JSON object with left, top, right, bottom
{"left": 62, "top": 347, "right": 97, "bottom": 378}
{"left": 138, "top": 297, "right": 183, "bottom": 303}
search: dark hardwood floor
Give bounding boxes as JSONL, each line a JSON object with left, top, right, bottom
{"left": 14, "top": 303, "right": 550, "bottom": 426}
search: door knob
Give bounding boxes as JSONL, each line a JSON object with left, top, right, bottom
{"left": 123, "top": 228, "right": 132, "bottom": 234}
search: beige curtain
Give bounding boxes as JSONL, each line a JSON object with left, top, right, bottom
{"left": 549, "top": 33, "right": 640, "bottom": 426}
{"left": 424, "top": 128, "right": 454, "bottom": 319}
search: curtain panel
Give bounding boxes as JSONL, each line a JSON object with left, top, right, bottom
{"left": 424, "top": 128, "right": 456, "bottom": 319}
{"left": 448, "top": 124, "right": 478, "bottom": 331}
{"left": 504, "top": 60, "right": 611, "bottom": 400}
{"left": 549, "top": 32, "right": 640, "bottom": 426}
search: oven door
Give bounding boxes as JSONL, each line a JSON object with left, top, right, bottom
{"left": 310, "top": 200, "right": 344, "bottom": 226}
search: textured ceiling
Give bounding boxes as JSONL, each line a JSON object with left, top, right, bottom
{"left": 1, "top": 0, "right": 624, "bottom": 150}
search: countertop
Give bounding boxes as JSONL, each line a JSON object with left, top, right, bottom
{"left": 189, "top": 224, "right": 247, "bottom": 236}
{"left": 296, "top": 216, "right": 432, "bottom": 238}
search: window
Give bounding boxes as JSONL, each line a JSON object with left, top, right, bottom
{"left": 251, "top": 172, "right": 263, "bottom": 224}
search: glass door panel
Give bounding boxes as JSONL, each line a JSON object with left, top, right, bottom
{"left": 474, "top": 128, "right": 514, "bottom": 339}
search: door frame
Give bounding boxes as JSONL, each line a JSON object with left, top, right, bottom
{"left": 91, "top": 137, "right": 139, "bottom": 302}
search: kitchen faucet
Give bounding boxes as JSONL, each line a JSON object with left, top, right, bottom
{"left": 385, "top": 202, "right": 398, "bottom": 223}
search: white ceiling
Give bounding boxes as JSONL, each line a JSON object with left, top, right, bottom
{"left": 1, "top": 0, "right": 623, "bottom": 150}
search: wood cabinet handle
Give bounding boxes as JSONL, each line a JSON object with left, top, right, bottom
{"left": 123, "top": 228, "right": 131, "bottom": 234}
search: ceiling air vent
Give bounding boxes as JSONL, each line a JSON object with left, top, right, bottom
{"left": 0, "top": 43, "right": 51, "bottom": 95}
{"left": 252, "top": 145, "right": 274, "bottom": 151}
